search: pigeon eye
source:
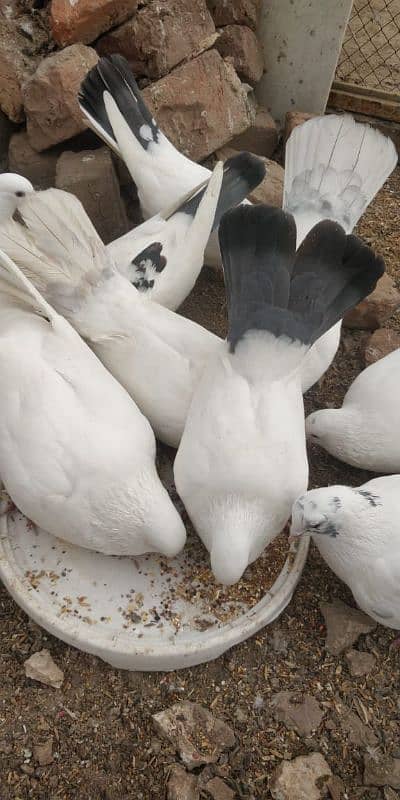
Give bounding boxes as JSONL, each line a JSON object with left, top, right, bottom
{"left": 16, "top": 191, "right": 25, "bottom": 198}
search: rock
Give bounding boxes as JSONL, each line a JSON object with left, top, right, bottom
{"left": 167, "top": 765, "right": 199, "bottom": 800}
{"left": 24, "top": 649, "right": 64, "bottom": 689}
{"left": 364, "top": 328, "right": 400, "bottom": 366}
{"left": 343, "top": 274, "right": 400, "bottom": 331}
{"left": 205, "top": 776, "right": 235, "bottom": 800}
{"left": 326, "top": 775, "right": 345, "bottom": 800}
{"left": 0, "top": 12, "right": 37, "bottom": 122}
{"left": 51, "top": 0, "right": 138, "bottom": 47}
{"left": 339, "top": 707, "right": 378, "bottom": 748}
{"left": 23, "top": 45, "right": 99, "bottom": 152}
{"left": 271, "top": 692, "right": 324, "bottom": 737}
{"left": 345, "top": 649, "right": 376, "bottom": 677}
{"left": 142, "top": 50, "right": 254, "bottom": 162}
{"left": 152, "top": 702, "right": 235, "bottom": 770}
{"left": 0, "top": 109, "right": 13, "bottom": 170}
{"left": 364, "top": 753, "right": 400, "bottom": 790}
{"left": 216, "top": 146, "right": 283, "bottom": 207}
{"left": 270, "top": 753, "right": 332, "bottom": 800}
{"left": 33, "top": 737, "right": 53, "bottom": 767}
{"left": 214, "top": 25, "right": 264, "bottom": 86}
{"left": 229, "top": 105, "right": 278, "bottom": 158}
{"left": 8, "top": 131, "right": 60, "bottom": 190}
{"left": 320, "top": 600, "right": 376, "bottom": 655}
{"left": 56, "top": 148, "right": 129, "bottom": 245}
{"left": 210, "top": 0, "right": 262, "bottom": 31}
{"left": 284, "top": 110, "right": 316, "bottom": 146}
{"left": 98, "top": 0, "right": 215, "bottom": 80}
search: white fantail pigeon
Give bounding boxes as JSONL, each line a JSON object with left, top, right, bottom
{"left": 78, "top": 56, "right": 397, "bottom": 390}
{"left": 306, "top": 347, "right": 400, "bottom": 473}
{"left": 0, "top": 173, "right": 34, "bottom": 222}
{"left": 0, "top": 248, "right": 185, "bottom": 557}
{"left": 290, "top": 476, "right": 400, "bottom": 633}
{"left": 174, "top": 204, "right": 385, "bottom": 585}
{"left": 0, "top": 166, "right": 224, "bottom": 449}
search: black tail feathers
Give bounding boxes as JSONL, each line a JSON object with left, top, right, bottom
{"left": 172, "top": 153, "right": 266, "bottom": 231}
{"left": 219, "top": 205, "right": 384, "bottom": 352}
{"left": 79, "top": 54, "right": 159, "bottom": 151}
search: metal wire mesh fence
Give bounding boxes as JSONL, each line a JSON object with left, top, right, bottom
{"left": 335, "top": 0, "right": 400, "bottom": 93}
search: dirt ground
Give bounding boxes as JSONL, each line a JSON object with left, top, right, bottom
{"left": 0, "top": 168, "right": 399, "bottom": 800}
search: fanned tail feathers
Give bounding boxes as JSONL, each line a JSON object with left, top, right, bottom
{"left": 219, "top": 204, "right": 385, "bottom": 352}
{"left": 0, "top": 189, "right": 112, "bottom": 317}
{"left": 284, "top": 114, "right": 397, "bottom": 240}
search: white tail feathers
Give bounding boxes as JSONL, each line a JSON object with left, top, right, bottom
{"left": 0, "top": 247, "right": 55, "bottom": 323}
{"left": 284, "top": 114, "right": 398, "bottom": 244}
{"left": 0, "top": 189, "right": 113, "bottom": 317}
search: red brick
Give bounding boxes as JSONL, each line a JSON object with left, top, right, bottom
{"left": 215, "top": 25, "right": 263, "bottom": 86}
{"left": 51, "top": 0, "right": 138, "bottom": 47}
{"left": 229, "top": 106, "right": 278, "bottom": 158}
{"left": 142, "top": 50, "right": 254, "bottom": 161}
{"left": 0, "top": 12, "right": 37, "bottom": 122}
{"left": 344, "top": 273, "right": 400, "bottom": 330}
{"left": 98, "top": 0, "right": 215, "bottom": 79}
{"left": 23, "top": 45, "right": 99, "bottom": 152}
{"left": 56, "top": 148, "right": 129, "bottom": 245}
{"left": 210, "top": 0, "right": 262, "bottom": 31}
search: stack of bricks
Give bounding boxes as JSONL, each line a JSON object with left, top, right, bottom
{"left": 0, "top": 0, "right": 284, "bottom": 244}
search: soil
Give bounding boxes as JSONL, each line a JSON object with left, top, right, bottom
{"left": 0, "top": 168, "right": 399, "bottom": 800}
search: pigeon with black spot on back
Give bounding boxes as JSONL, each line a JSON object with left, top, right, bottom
{"left": 0, "top": 164, "right": 224, "bottom": 448}
{"left": 174, "top": 203, "right": 384, "bottom": 585}
{"left": 306, "top": 346, "right": 400, "bottom": 473}
{"left": 78, "top": 55, "right": 397, "bottom": 389}
{"left": 290, "top": 476, "right": 400, "bottom": 633}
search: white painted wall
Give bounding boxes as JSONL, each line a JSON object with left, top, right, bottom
{"left": 256, "top": 0, "right": 354, "bottom": 124}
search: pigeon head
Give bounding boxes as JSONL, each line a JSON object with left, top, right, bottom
{"left": 290, "top": 488, "right": 346, "bottom": 541}
{"left": 0, "top": 173, "right": 34, "bottom": 221}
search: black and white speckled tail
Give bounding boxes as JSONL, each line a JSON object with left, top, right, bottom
{"left": 164, "top": 152, "right": 266, "bottom": 232}
{"left": 78, "top": 54, "right": 159, "bottom": 155}
{"left": 219, "top": 205, "right": 385, "bottom": 352}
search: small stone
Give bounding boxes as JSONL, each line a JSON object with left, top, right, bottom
{"left": 364, "top": 753, "right": 400, "bottom": 790}
{"left": 152, "top": 702, "right": 235, "bottom": 770}
{"left": 364, "top": 328, "right": 400, "bottom": 366}
{"left": 271, "top": 691, "right": 325, "bottom": 737}
{"left": 51, "top": 0, "right": 138, "bottom": 47}
{"left": 98, "top": 0, "right": 215, "bottom": 80}
{"left": 270, "top": 753, "right": 332, "bottom": 800}
{"left": 339, "top": 707, "right": 378, "bottom": 748}
{"left": 167, "top": 765, "right": 199, "bottom": 800}
{"left": 326, "top": 775, "right": 345, "bottom": 800}
{"left": 23, "top": 45, "right": 99, "bottom": 152}
{"left": 234, "top": 706, "right": 247, "bottom": 723}
{"left": 20, "top": 763, "right": 35, "bottom": 776}
{"left": 24, "top": 649, "right": 64, "bottom": 689}
{"left": 33, "top": 738, "right": 53, "bottom": 767}
{"left": 8, "top": 131, "right": 60, "bottom": 190}
{"left": 215, "top": 25, "right": 264, "bottom": 86}
{"left": 229, "top": 105, "right": 278, "bottom": 158}
{"left": 216, "top": 146, "right": 284, "bottom": 207}
{"left": 55, "top": 148, "right": 129, "bottom": 244}
{"left": 211, "top": 0, "right": 262, "bottom": 31}
{"left": 284, "top": 110, "right": 317, "bottom": 147}
{"left": 343, "top": 273, "right": 400, "bottom": 331}
{"left": 142, "top": 50, "right": 254, "bottom": 162}
{"left": 345, "top": 649, "right": 376, "bottom": 677}
{"left": 205, "top": 776, "right": 235, "bottom": 800}
{"left": 320, "top": 600, "right": 376, "bottom": 655}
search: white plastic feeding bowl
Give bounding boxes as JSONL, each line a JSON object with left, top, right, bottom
{"left": 0, "top": 503, "right": 309, "bottom": 671}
